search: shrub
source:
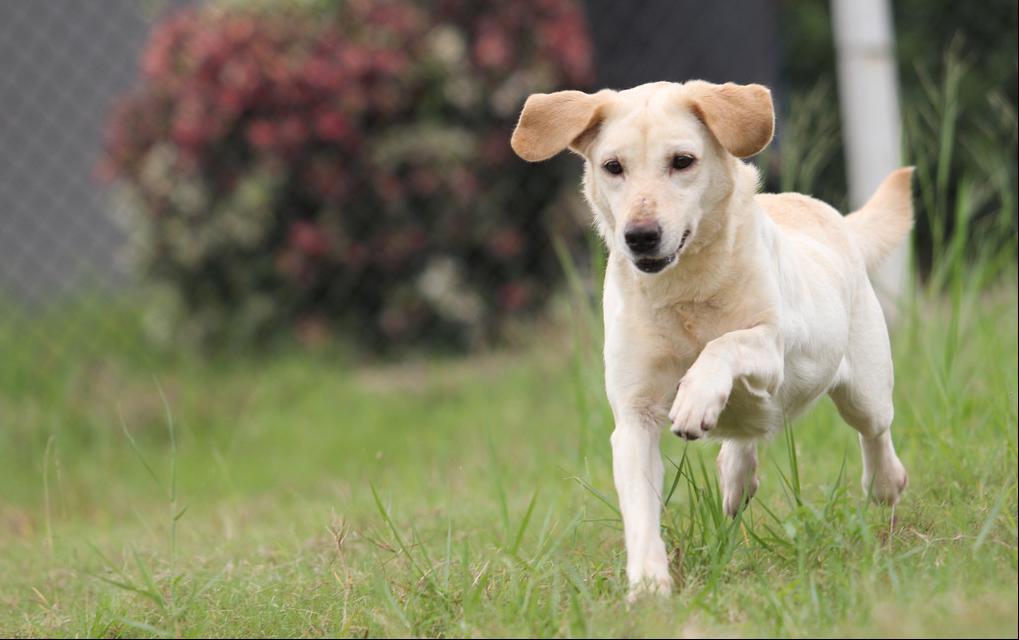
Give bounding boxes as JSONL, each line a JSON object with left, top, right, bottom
{"left": 100, "top": 0, "right": 593, "bottom": 351}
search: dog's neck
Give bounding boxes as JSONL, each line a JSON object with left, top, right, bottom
{"left": 617, "top": 160, "right": 763, "bottom": 308}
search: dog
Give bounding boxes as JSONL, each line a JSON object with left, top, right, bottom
{"left": 510, "top": 80, "right": 911, "bottom": 600}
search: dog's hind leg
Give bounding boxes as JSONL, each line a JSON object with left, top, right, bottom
{"left": 717, "top": 439, "right": 759, "bottom": 517}
{"left": 828, "top": 286, "right": 908, "bottom": 505}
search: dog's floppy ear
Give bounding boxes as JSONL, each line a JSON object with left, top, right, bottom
{"left": 511, "top": 90, "right": 612, "bottom": 162}
{"left": 684, "top": 81, "right": 774, "bottom": 158}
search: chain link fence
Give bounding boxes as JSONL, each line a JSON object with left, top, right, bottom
{"left": 1, "top": 1, "right": 202, "bottom": 377}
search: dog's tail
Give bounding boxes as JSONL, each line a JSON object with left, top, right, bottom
{"left": 844, "top": 167, "right": 915, "bottom": 270}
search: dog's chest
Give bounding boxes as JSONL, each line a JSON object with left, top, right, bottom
{"left": 655, "top": 301, "right": 731, "bottom": 362}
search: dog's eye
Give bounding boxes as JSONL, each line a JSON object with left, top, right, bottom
{"left": 671, "top": 154, "right": 695, "bottom": 171}
{"left": 603, "top": 159, "right": 624, "bottom": 176}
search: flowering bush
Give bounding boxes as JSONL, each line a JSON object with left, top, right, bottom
{"left": 100, "top": 0, "right": 593, "bottom": 350}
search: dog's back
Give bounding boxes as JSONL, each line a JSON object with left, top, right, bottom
{"left": 758, "top": 168, "right": 915, "bottom": 274}
{"left": 757, "top": 191, "right": 857, "bottom": 265}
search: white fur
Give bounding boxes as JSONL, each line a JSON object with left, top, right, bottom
{"left": 515, "top": 81, "right": 911, "bottom": 601}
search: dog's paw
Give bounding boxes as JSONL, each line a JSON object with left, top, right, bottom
{"left": 626, "top": 574, "right": 673, "bottom": 605}
{"left": 864, "top": 458, "right": 908, "bottom": 506}
{"left": 669, "top": 371, "right": 732, "bottom": 440}
{"left": 722, "top": 474, "right": 759, "bottom": 517}
{"left": 717, "top": 442, "right": 759, "bottom": 517}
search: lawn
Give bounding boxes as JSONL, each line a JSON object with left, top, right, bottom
{"left": 0, "top": 265, "right": 1016, "bottom": 638}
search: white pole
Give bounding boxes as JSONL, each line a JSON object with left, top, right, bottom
{"left": 831, "top": 0, "right": 909, "bottom": 324}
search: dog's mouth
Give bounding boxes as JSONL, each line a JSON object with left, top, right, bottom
{"left": 633, "top": 229, "right": 691, "bottom": 274}
{"left": 635, "top": 254, "right": 675, "bottom": 274}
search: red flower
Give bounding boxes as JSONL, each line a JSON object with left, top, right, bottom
{"left": 277, "top": 115, "right": 308, "bottom": 149}
{"left": 340, "top": 47, "right": 373, "bottom": 76}
{"left": 246, "top": 119, "right": 276, "bottom": 150}
{"left": 314, "top": 110, "right": 350, "bottom": 143}
{"left": 304, "top": 56, "right": 344, "bottom": 91}
{"left": 539, "top": 14, "right": 594, "bottom": 85}
{"left": 289, "top": 221, "right": 331, "bottom": 258}
{"left": 224, "top": 15, "right": 256, "bottom": 46}
{"left": 221, "top": 58, "right": 260, "bottom": 93}
{"left": 371, "top": 49, "right": 408, "bottom": 75}
{"left": 474, "top": 19, "right": 513, "bottom": 70}
{"left": 499, "top": 283, "right": 530, "bottom": 312}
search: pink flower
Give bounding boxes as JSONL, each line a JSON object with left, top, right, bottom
{"left": 539, "top": 14, "right": 594, "bottom": 84}
{"left": 314, "top": 110, "right": 350, "bottom": 143}
{"left": 246, "top": 119, "right": 276, "bottom": 150}
{"left": 215, "top": 88, "right": 247, "bottom": 118}
{"left": 303, "top": 56, "right": 344, "bottom": 91}
{"left": 371, "top": 49, "right": 408, "bottom": 75}
{"left": 221, "top": 58, "right": 260, "bottom": 93}
{"left": 340, "top": 47, "right": 372, "bottom": 76}
{"left": 474, "top": 20, "right": 513, "bottom": 70}
{"left": 289, "top": 221, "right": 331, "bottom": 257}
{"left": 171, "top": 93, "right": 212, "bottom": 150}
{"left": 224, "top": 15, "right": 256, "bottom": 45}
{"left": 277, "top": 116, "right": 308, "bottom": 149}
{"left": 171, "top": 118, "right": 205, "bottom": 150}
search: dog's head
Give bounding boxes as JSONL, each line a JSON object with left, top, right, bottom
{"left": 511, "top": 81, "right": 773, "bottom": 275}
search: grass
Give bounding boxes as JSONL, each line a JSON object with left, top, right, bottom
{"left": 0, "top": 257, "right": 1016, "bottom": 637}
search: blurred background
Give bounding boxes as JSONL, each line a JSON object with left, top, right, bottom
{"left": 0, "top": 0, "right": 1015, "bottom": 371}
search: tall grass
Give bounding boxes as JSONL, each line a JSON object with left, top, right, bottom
{"left": 903, "top": 47, "right": 1018, "bottom": 292}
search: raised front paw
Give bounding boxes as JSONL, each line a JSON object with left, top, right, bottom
{"left": 669, "top": 371, "right": 732, "bottom": 440}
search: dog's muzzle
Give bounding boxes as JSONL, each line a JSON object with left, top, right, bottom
{"left": 633, "top": 229, "right": 691, "bottom": 274}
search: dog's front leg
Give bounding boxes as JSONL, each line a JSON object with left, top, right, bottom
{"left": 670, "top": 325, "right": 783, "bottom": 440}
{"left": 610, "top": 409, "right": 671, "bottom": 602}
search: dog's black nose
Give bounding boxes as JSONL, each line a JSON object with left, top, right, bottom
{"left": 624, "top": 222, "right": 662, "bottom": 255}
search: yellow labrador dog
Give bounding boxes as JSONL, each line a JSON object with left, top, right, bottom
{"left": 511, "top": 81, "right": 912, "bottom": 599}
